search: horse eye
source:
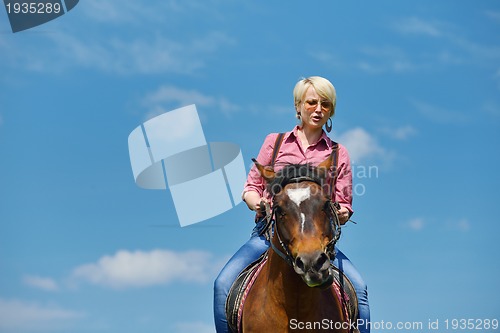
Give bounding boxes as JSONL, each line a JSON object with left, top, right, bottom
{"left": 275, "top": 206, "right": 286, "bottom": 218}
{"left": 323, "top": 201, "right": 335, "bottom": 217}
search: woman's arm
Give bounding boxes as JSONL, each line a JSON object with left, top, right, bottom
{"left": 242, "top": 191, "right": 267, "bottom": 217}
{"left": 334, "top": 144, "right": 354, "bottom": 225}
{"left": 337, "top": 206, "right": 351, "bottom": 225}
{"left": 241, "top": 133, "right": 279, "bottom": 217}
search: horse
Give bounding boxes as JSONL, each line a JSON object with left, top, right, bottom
{"left": 239, "top": 155, "right": 357, "bottom": 333}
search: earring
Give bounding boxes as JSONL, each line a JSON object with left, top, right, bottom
{"left": 325, "top": 117, "right": 332, "bottom": 133}
{"left": 296, "top": 112, "right": 302, "bottom": 125}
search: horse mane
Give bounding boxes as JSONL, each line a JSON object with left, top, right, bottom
{"left": 267, "top": 163, "right": 326, "bottom": 196}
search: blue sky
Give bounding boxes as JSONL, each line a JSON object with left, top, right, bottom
{"left": 1, "top": 1, "right": 499, "bottom": 332}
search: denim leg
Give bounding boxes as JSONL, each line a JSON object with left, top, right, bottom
{"left": 332, "top": 247, "right": 370, "bottom": 333}
{"left": 213, "top": 221, "right": 270, "bottom": 333}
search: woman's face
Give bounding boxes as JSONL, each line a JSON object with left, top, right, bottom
{"left": 297, "top": 86, "right": 332, "bottom": 130}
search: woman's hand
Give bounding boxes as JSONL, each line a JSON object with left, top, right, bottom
{"left": 243, "top": 191, "right": 268, "bottom": 218}
{"left": 337, "top": 206, "right": 351, "bottom": 225}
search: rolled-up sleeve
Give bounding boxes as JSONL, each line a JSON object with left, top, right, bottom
{"left": 242, "top": 133, "right": 278, "bottom": 198}
{"left": 334, "top": 144, "right": 354, "bottom": 215}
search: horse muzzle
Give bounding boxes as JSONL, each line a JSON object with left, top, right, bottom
{"left": 293, "top": 251, "right": 334, "bottom": 288}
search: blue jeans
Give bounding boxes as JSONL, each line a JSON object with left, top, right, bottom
{"left": 214, "top": 220, "right": 370, "bottom": 333}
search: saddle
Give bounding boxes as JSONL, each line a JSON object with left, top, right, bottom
{"left": 225, "top": 252, "right": 268, "bottom": 333}
{"left": 225, "top": 252, "right": 359, "bottom": 333}
{"left": 332, "top": 264, "right": 359, "bottom": 333}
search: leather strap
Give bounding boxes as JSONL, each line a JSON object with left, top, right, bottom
{"left": 329, "top": 142, "right": 339, "bottom": 198}
{"left": 271, "top": 132, "right": 285, "bottom": 166}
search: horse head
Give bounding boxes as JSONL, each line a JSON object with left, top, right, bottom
{"left": 252, "top": 155, "right": 340, "bottom": 288}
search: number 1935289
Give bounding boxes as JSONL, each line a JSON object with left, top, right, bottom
{"left": 444, "top": 318, "right": 499, "bottom": 330}
{"left": 5, "top": 2, "right": 62, "bottom": 14}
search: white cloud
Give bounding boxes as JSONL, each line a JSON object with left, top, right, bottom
{"left": 405, "top": 217, "right": 471, "bottom": 232}
{"left": 496, "top": 68, "right": 500, "bottom": 89}
{"left": 393, "top": 17, "right": 445, "bottom": 37}
{"left": 357, "top": 46, "right": 420, "bottom": 74}
{"left": 354, "top": 16, "right": 500, "bottom": 74}
{"left": 23, "top": 275, "right": 59, "bottom": 292}
{"left": 359, "top": 60, "right": 417, "bottom": 74}
{"left": 495, "top": 68, "right": 500, "bottom": 92}
{"left": 450, "top": 35, "right": 500, "bottom": 64}
{"left": 380, "top": 125, "right": 418, "bottom": 140}
{"left": 412, "top": 100, "right": 468, "bottom": 124}
{"left": 312, "top": 24, "right": 486, "bottom": 75}
{"left": 308, "top": 51, "right": 344, "bottom": 69}
{"left": 435, "top": 50, "right": 465, "bottom": 66}
{"left": 446, "top": 218, "right": 471, "bottom": 232}
{"left": 393, "top": 17, "right": 500, "bottom": 66}
{"left": 79, "top": 0, "right": 234, "bottom": 25}
{"left": 311, "top": 48, "right": 420, "bottom": 74}
{"left": 142, "top": 85, "right": 240, "bottom": 120}
{"left": 407, "top": 218, "right": 425, "bottom": 231}
{"left": 0, "top": 298, "right": 84, "bottom": 331}
{"left": 71, "top": 249, "right": 221, "bottom": 289}
{"left": 79, "top": 0, "right": 162, "bottom": 23}
{"left": 50, "top": 31, "right": 233, "bottom": 75}
{"left": 336, "top": 127, "right": 387, "bottom": 163}
{"left": 483, "top": 100, "right": 500, "bottom": 117}
{"left": 144, "top": 86, "right": 217, "bottom": 109}
{"left": 356, "top": 61, "right": 385, "bottom": 74}
{"left": 174, "top": 321, "right": 215, "bottom": 333}
{"left": 485, "top": 10, "right": 500, "bottom": 23}
{"left": 1, "top": 27, "right": 234, "bottom": 75}
{"left": 457, "top": 219, "right": 470, "bottom": 232}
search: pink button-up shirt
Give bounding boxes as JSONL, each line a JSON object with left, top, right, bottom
{"left": 243, "top": 126, "right": 353, "bottom": 215}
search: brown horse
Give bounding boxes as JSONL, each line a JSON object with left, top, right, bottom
{"left": 241, "top": 156, "right": 355, "bottom": 333}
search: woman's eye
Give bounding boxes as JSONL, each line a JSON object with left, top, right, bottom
{"left": 320, "top": 101, "right": 332, "bottom": 109}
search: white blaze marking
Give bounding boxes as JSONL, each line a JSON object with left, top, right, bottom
{"left": 286, "top": 187, "right": 311, "bottom": 207}
{"left": 286, "top": 188, "right": 311, "bottom": 233}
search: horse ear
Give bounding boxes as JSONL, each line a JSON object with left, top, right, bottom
{"left": 252, "top": 158, "right": 276, "bottom": 182}
{"left": 317, "top": 154, "right": 333, "bottom": 178}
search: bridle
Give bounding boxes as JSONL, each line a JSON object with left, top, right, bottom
{"left": 260, "top": 176, "right": 342, "bottom": 269}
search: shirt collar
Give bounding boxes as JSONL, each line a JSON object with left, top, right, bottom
{"left": 289, "top": 125, "right": 333, "bottom": 148}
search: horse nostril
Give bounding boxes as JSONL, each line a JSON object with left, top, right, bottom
{"left": 313, "top": 252, "right": 329, "bottom": 272}
{"left": 295, "top": 252, "right": 330, "bottom": 274}
{"left": 295, "top": 256, "right": 306, "bottom": 273}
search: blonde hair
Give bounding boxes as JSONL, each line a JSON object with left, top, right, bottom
{"left": 293, "top": 76, "right": 337, "bottom": 118}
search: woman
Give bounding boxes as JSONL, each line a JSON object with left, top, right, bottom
{"left": 214, "top": 76, "right": 370, "bottom": 333}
